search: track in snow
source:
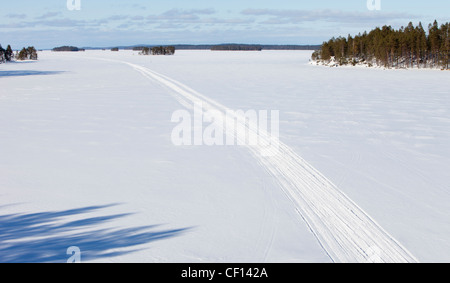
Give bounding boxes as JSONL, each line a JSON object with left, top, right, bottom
{"left": 93, "top": 57, "right": 419, "bottom": 263}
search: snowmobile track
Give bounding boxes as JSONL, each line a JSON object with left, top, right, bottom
{"left": 89, "top": 57, "right": 419, "bottom": 263}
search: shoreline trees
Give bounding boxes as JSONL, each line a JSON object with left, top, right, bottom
{"left": 0, "top": 44, "right": 38, "bottom": 62}
{"left": 5, "top": 45, "right": 13, "bottom": 62}
{"left": 312, "top": 20, "right": 450, "bottom": 70}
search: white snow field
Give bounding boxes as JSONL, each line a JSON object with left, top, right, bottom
{"left": 0, "top": 50, "right": 449, "bottom": 263}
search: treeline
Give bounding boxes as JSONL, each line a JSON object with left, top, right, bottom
{"left": 312, "top": 20, "right": 450, "bottom": 69}
{"left": 137, "top": 46, "right": 176, "bottom": 55}
{"left": 0, "top": 44, "right": 38, "bottom": 63}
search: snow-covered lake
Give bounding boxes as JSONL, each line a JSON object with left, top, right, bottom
{"left": 0, "top": 50, "right": 449, "bottom": 263}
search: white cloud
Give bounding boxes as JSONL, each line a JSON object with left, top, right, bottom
{"left": 5, "top": 13, "right": 27, "bottom": 19}
{"left": 35, "top": 12, "right": 62, "bottom": 20}
{"left": 241, "top": 8, "right": 419, "bottom": 24}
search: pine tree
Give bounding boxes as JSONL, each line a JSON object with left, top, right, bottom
{"left": 320, "top": 41, "right": 332, "bottom": 61}
{"left": 0, "top": 45, "right": 5, "bottom": 63}
{"left": 5, "top": 45, "right": 13, "bottom": 62}
{"left": 415, "top": 23, "right": 427, "bottom": 68}
{"left": 17, "top": 48, "right": 28, "bottom": 60}
{"left": 441, "top": 23, "right": 450, "bottom": 69}
{"left": 28, "top": 46, "right": 38, "bottom": 60}
{"left": 428, "top": 20, "right": 441, "bottom": 67}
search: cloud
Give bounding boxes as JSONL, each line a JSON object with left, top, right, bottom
{"left": 131, "top": 4, "right": 147, "bottom": 11}
{"left": 146, "top": 8, "right": 217, "bottom": 23}
{"left": 165, "top": 8, "right": 216, "bottom": 16}
{"left": 35, "top": 12, "right": 62, "bottom": 20}
{"left": 3, "top": 7, "right": 425, "bottom": 48}
{"left": 0, "top": 22, "right": 29, "bottom": 29}
{"left": 241, "top": 9, "right": 419, "bottom": 25}
{"left": 5, "top": 13, "right": 27, "bottom": 19}
{"left": 103, "top": 8, "right": 249, "bottom": 28}
{"left": 1, "top": 8, "right": 220, "bottom": 31}
{"left": 106, "top": 15, "right": 130, "bottom": 22}
{"left": 33, "top": 18, "right": 90, "bottom": 28}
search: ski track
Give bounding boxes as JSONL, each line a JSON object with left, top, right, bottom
{"left": 84, "top": 57, "right": 419, "bottom": 263}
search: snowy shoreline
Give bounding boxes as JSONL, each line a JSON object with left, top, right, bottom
{"left": 309, "top": 57, "right": 450, "bottom": 71}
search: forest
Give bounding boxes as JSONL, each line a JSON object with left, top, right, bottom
{"left": 312, "top": 20, "right": 450, "bottom": 69}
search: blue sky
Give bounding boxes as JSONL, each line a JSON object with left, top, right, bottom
{"left": 1, "top": 0, "right": 449, "bottom": 49}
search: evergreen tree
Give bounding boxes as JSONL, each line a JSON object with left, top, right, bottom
{"left": 5, "top": 45, "right": 13, "bottom": 61}
{"left": 428, "top": 20, "right": 441, "bottom": 66}
{"left": 17, "top": 48, "right": 28, "bottom": 60}
{"left": 416, "top": 23, "right": 427, "bottom": 68}
{"left": 441, "top": 23, "right": 450, "bottom": 69}
{"left": 28, "top": 46, "right": 38, "bottom": 60}
{"left": 0, "top": 45, "right": 5, "bottom": 63}
{"left": 320, "top": 41, "right": 332, "bottom": 61}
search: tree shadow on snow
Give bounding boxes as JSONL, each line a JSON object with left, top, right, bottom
{"left": 0, "top": 70, "right": 65, "bottom": 77}
{"left": 0, "top": 204, "right": 189, "bottom": 263}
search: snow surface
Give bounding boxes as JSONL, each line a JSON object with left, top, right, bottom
{"left": 0, "top": 50, "right": 449, "bottom": 263}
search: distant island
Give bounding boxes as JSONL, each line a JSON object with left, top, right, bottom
{"left": 312, "top": 20, "right": 449, "bottom": 70}
{"left": 211, "top": 44, "right": 262, "bottom": 51}
{"left": 52, "top": 46, "right": 85, "bottom": 52}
